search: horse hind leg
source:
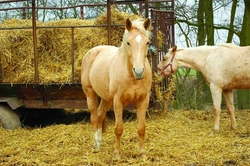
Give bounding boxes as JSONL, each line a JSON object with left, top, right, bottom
{"left": 223, "top": 89, "right": 237, "bottom": 130}
{"left": 84, "top": 88, "right": 101, "bottom": 150}
{"left": 210, "top": 84, "right": 223, "bottom": 133}
{"left": 96, "top": 99, "right": 112, "bottom": 131}
{"left": 93, "top": 98, "right": 112, "bottom": 151}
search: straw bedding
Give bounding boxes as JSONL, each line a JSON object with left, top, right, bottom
{"left": 1, "top": 109, "right": 250, "bottom": 165}
{"left": 0, "top": 11, "right": 140, "bottom": 83}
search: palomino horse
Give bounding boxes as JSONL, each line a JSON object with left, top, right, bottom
{"left": 157, "top": 44, "right": 250, "bottom": 133}
{"left": 81, "top": 18, "right": 152, "bottom": 159}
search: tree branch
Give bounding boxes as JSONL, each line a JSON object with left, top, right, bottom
{"left": 176, "top": 19, "right": 240, "bottom": 38}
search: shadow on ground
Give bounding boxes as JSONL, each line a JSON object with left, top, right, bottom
{"left": 18, "top": 109, "right": 137, "bottom": 128}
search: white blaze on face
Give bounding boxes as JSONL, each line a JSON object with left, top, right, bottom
{"left": 135, "top": 35, "right": 142, "bottom": 43}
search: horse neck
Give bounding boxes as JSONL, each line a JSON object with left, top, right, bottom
{"left": 119, "top": 44, "right": 133, "bottom": 74}
{"left": 175, "top": 46, "right": 216, "bottom": 72}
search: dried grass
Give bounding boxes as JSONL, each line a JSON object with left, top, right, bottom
{"left": 0, "top": 11, "right": 141, "bottom": 83}
{"left": 1, "top": 110, "right": 250, "bottom": 165}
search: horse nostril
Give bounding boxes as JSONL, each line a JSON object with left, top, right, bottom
{"left": 133, "top": 68, "right": 144, "bottom": 74}
{"left": 132, "top": 68, "right": 145, "bottom": 80}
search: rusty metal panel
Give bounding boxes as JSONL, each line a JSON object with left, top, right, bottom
{"left": 150, "top": 7, "right": 175, "bottom": 107}
{"left": 22, "top": 99, "right": 87, "bottom": 109}
{"left": 0, "top": 52, "right": 2, "bottom": 83}
{"left": 0, "top": 83, "right": 87, "bottom": 109}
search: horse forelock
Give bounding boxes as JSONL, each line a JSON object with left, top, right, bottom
{"left": 124, "top": 19, "right": 151, "bottom": 39}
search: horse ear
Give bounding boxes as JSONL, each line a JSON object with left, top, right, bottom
{"left": 126, "top": 18, "right": 132, "bottom": 31}
{"left": 143, "top": 18, "right": 151, "bottom": 30}
{"left": 172, "top": 45, "right": 177, "bottom": 52}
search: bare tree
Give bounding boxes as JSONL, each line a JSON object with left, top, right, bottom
{"left": 237, "top": 0, "right": 250, "bottom": 109}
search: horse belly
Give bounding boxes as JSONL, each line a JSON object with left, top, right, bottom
{"left": 205, "top": 50, "right": 250, "bottom": 90}
{"left": 224, "top": 76, "right": 250, "bottom": 89}
{"left": 224, "top": 63, "right": 250, "bottom": 89}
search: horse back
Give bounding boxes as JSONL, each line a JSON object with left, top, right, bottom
{"left": 205, "top": 45, "right": 250, "bottom": 89}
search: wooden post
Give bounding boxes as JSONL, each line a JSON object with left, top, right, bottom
{"left": 32, "top": 0, "right": 39, "bottom": 83}
{"left": 107, "top": 0, "right": 111, "bottom": 45}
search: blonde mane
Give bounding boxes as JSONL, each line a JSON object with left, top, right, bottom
{"left": 124, "top": 18, "right": 152, "bottom": 39}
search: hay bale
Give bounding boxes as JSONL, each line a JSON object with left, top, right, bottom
{"left": 0, "top": 19, "right": 41, "bottom": 83}
{"left": 0, "top": 11, "right": 141, "bottom": 83}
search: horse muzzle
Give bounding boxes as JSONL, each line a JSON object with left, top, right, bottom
{"left": 132, "top": 67, "right": 145, "bottom": 80}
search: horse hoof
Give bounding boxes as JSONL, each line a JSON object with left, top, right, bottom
{"left": 93, "top": 144, "right": 100, "bottom": 152}
{"left": 93, "top": 148, "right": 100, "bottom": 153}
{"left": 231, "top": 126, "right": 237, "bottom": 130}
{"left": 93, "top": 147, "right": 100, "bottom": 153}
{"left": 209, "top": 132, "right": 215, "bottom": 136}
{"left": 141, "top": 153, "right": 147, "bottom": 159}
{"left": 113, "top": 154, "right": 121, "bottom": 160}
{"left": 209, "top": 129, "right": 219, "bottom": 136}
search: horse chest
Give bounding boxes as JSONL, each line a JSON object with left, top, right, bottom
{"left": 121, "top": 89, "right": 146, "bottom": 104}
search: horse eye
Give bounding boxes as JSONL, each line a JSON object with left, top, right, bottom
{"left": 163, "top": 57, "right": 167, "bottom": 61}
{"left": 146, "top": 42, "right": 149, "bottom": 45}
{"left": 127, "top": 42, "right": 130, "bottom": 45}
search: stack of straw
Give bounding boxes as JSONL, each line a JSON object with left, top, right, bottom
{"left": 0, "top": 11, "right": 140, "bottom": 83}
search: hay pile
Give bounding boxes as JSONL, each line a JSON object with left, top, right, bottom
{"left": 0, "top": 11, "right": 140, "bottom": 83}
{"left": 1, "top": 110, "right": 250, "bottom": 165}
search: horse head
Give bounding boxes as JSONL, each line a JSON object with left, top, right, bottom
{"left": 157, "top": 45, "right": 178, "bottom": 77}
{"left": 123, "top": 18, "right": 151, "bottom": 80}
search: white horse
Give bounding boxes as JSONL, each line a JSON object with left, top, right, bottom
{"left": 157, "top": 44, "right": 250, "bottom": 132}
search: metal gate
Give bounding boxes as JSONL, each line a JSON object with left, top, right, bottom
{"left": 150, "top": 8, "right": 175, "bottom": 109}
{"left": 0, "top": 0, "right": 175, "bottom": 110}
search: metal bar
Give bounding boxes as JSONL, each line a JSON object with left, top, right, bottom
{"left": 0, "top": 52, "right": 2, "bottom": 83}
{"left": 148, "top": 0, "right": 173, "bottom": 2}
{"left": 139, "top": 2, "right": 142, "bottom": 16}
{"left": 71, "top": 27, "right": 75, "bottom": 83}
{"left": 22, "top": 8, "right": 26, "bottom": 19}
{"left": 0, "top": 24, "right": 124, "bottom": 31}
{"left": 0, "top": 0, "right": 27, "bottom": 3}
{"left": 31, "top": 0, "right": 38, "bottom": 83}
{"left": 80, "top": 6, "right": 83, "bottom": 19}
{"left": 21, "top": 99, "right": 87, "bottom": 109}
{"left": 0, "top": 4, "right": 106, "bottom": 11}
{"left": 107, "top": 0, "right": 111, "bottom": 45}
{"left": 145, "top": 0, "right": 148, "bottom": 18}
{"left": 113, "top": 0, "right": 144, "bottom": 4}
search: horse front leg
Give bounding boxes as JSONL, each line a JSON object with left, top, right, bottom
{"left": 223, "top": 89, "right": 237, "bottom": 130}
{"left": 136, "top": 95, "right": 149, "bottom": 158}
{"left": 210, "top": 84, "right": 223, "bottom": 133}
{"left": 113, "top": 97, "right": 124, "bottom": 160}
